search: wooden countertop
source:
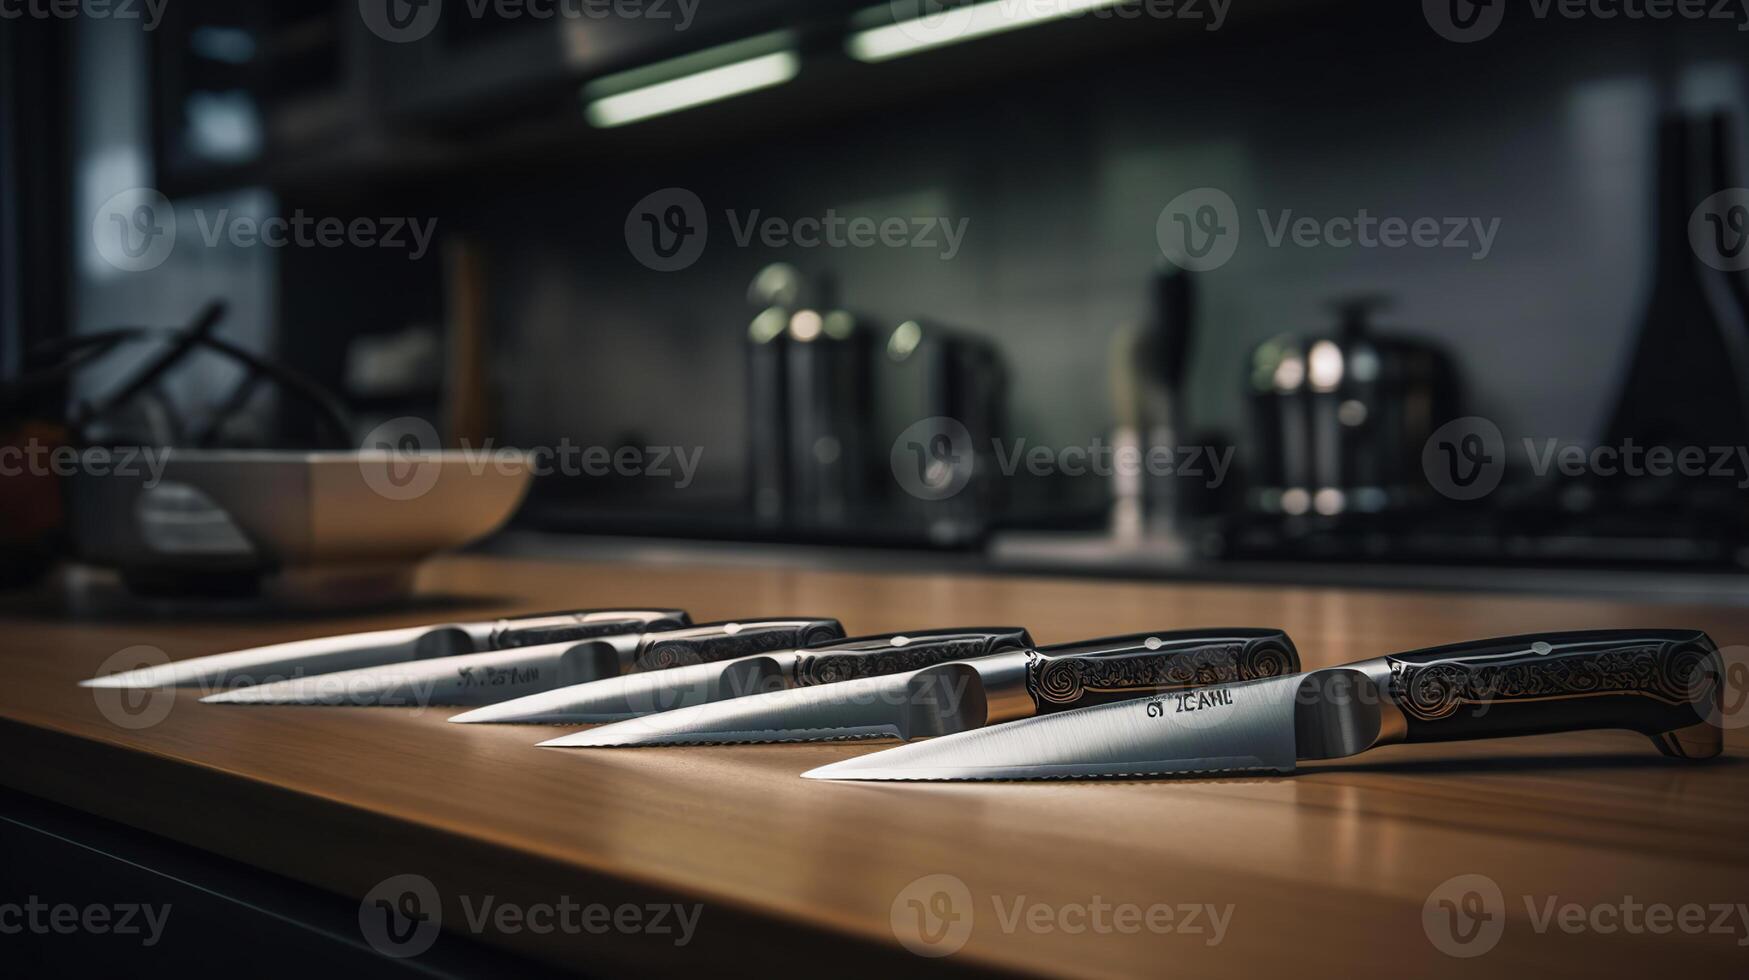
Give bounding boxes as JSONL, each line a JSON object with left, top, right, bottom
{"left": 2, "top": 556, "right": 1746, "bottom": 977}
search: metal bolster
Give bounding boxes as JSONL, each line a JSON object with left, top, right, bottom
{"left": 1354, "top": 659, "right": 1411, "bottom": 749}
{"left": 612, "top": 632, "right": 647, "bottom": 672}
{"left": 970, "top": 652, "right": 1037, "bottom": 726}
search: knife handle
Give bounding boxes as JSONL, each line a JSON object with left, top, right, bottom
{"left": 792, "top": 627, "right": 1036, "bottom": 686}
{"left": 1381, "top": 629, "right": 1725, "bottom": 759}
{"left": 1026, "top": 629, "right": 1299, "bottom": 713}
{"left": 633, "top": 618, "right": 845, "bottom": 671}
{"left": 487, "top": 609, "right": 691, "bottom": 649}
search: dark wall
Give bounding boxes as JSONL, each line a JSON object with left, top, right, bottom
{"left": 435, "top": 11, "right": 1748, "bottom": 502}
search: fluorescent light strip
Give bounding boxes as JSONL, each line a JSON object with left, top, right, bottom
{"left": 585, "top": 50, "right": 801, "bottom": 128}
{"left": 849, "top": 0, "right": 1129, "bottom": 63}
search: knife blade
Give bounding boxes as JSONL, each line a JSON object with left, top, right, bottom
{"left": 449, "top": 626, "right": 1036, "bottom": 725}
{"left": 79, "top": 608, "right": 690, "bottom": 690}
{"left": 802, "top": 629, "right": 1725, "bottom": 781}
{"left": 199, "top": 617, "right": 844, "bottom": 707}
{"left": 539, "top": 628, "right": 1299, "bottom": 747}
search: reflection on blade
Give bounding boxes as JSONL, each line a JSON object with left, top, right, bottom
{"left": 200, "top": 660, "right": 455, "bottom": 706}
{"left": 449, "top": 654, "right": 795, "bottom": 725}
{"left": 200, "top": 641, "right": 614, "bottom": 708}
{"left": 540, "top": 664, "right": 988, "bottom": 747}
{"left": 79, "top": 626, "right": 435, "bottom": 690}
{"left": 803, "top": 674, "right": 1303, "bottom": 781}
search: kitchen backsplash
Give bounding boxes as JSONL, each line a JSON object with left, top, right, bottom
{"left": 66, "top": 9, "right": 1749, "bottom": 506}
{"left": 469, "top": 14, "right": 1749, "bottom": 502}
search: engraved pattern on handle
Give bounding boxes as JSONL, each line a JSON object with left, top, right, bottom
{"left": 794, "top": 635, "right": 1023, "bottom": 686}
{"left": 1387, "top": 640, "right": 1717, "bottom": 723}
{"left": 634, "top": 620, "right": 845, "bottom": 671}
{"left": 1025, "top": 636, "right": 1297, "bottom": 708}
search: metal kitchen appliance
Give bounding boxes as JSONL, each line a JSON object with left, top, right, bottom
{"left": 1245, "top": 296, "right": 1461, "bottom": 520}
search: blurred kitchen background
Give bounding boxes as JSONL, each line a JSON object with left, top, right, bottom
{"left": 5, "top": 0, "right": 1749, "bottom": 604}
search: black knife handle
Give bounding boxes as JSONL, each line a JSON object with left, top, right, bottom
{"left": 633, "top": 618, "right": 845, "bottom": 671}
{"left": 1027, "top": 629, "right": 1299, "bottom": 713}
{"left": 1383, "top": 629, "right": 1724, "bottom": 759}
{"left": 488, "top": 609, "right": 691, "bottom": 649}
{"left": 793, "top": 627, "right": 1036, "bottom": 686}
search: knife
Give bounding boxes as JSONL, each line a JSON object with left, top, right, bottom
{"left": 200, "top": 618, "right": 845, "bottom": 708}
{"left": 802, "top": 629, "right": 1725, "bottom": 782}
{"left": 448, "top": 626, "right": 1037, "bottom": 725}
{"left": 80, "top": 608, "right": 691, "bottom": 690}
{"left": 539, "top": 628, "right": 1300, "bottom": 747}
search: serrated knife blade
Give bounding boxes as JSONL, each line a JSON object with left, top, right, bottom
{"left": 452, "top": 626, "right": 1033, "bottom": 726}
{"left": 540, "top": 629, "right": 1300, "bottom": 748}
{"left": 541, "top": 666, "right": 977, "bottom": 746}
{"left": 200, "top": 617, "right": 843, "bottom": 707}
{"left": 452, "top": 655, "right": 800, "bottom": 725}
{"left": 804, "top": 629, "right": 1728, "bottom": 781}
{"left": 803, "top": 674, "right": 1304, "bottom": 780}
{"left": 79, "top": 608, "right": 689, "bottom": 690}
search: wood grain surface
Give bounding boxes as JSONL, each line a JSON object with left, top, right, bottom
{"left": 1, "top": 556, "right": 1746, "bottom": 977}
